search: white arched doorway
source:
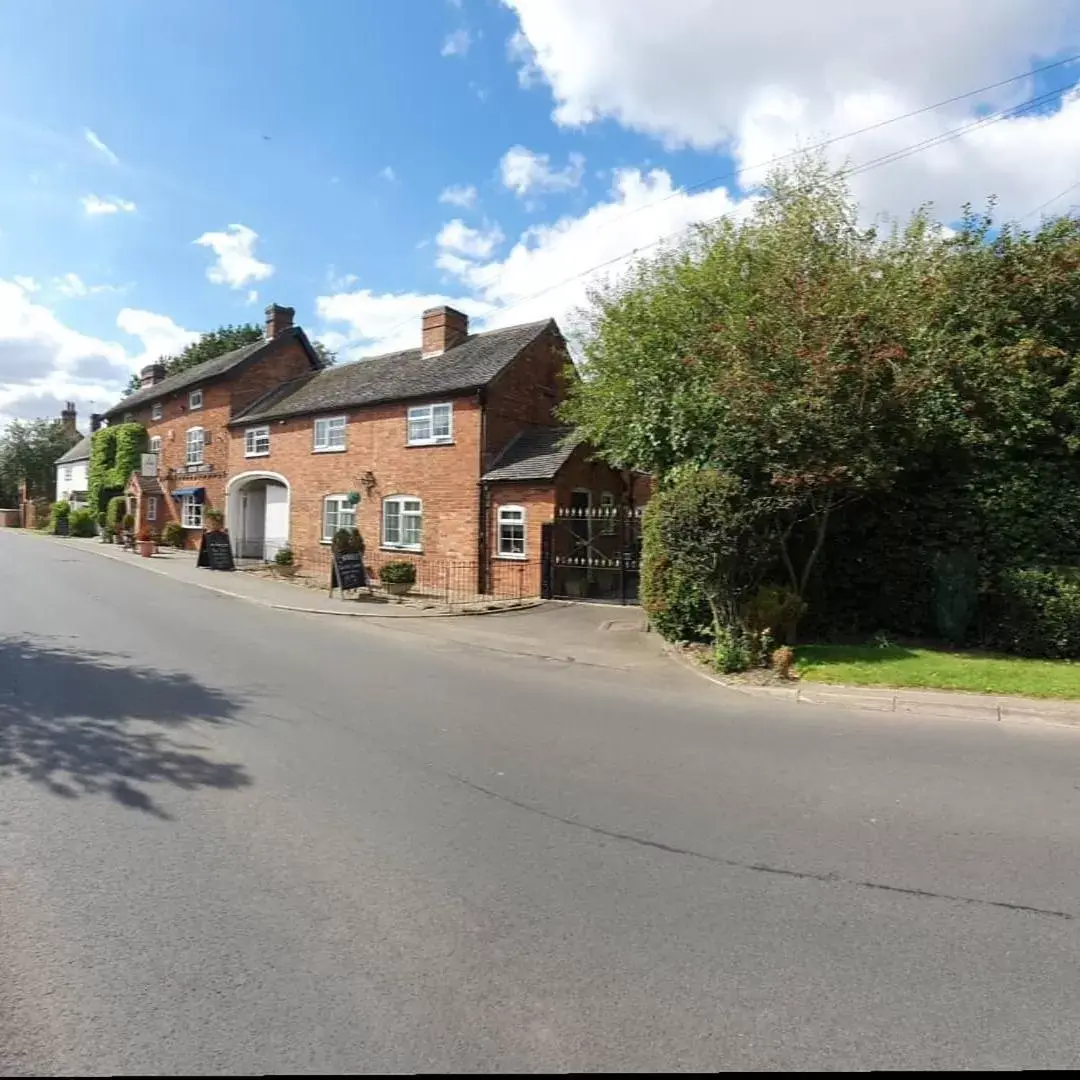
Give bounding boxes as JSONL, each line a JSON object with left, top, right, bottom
{"left": 226, "top": 471, "right": 290, "bottom": 563}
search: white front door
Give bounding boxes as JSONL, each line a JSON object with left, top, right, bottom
{"left": 264, "top": 484, "right": 288, "bottom": 561}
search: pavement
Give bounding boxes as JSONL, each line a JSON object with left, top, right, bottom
{"left": 5, "top": 527, "right": 1080, "bottom": 1072}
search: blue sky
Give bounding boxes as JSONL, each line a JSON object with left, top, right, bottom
{"left": 2, "top": 0, "right": 1079, "bottom": 425}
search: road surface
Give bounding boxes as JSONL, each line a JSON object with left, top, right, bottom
{"left": 2, "top": 530, "right": 1080, "bottom": 1073}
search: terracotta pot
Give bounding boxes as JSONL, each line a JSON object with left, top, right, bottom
{"left": 385, "top": 581, "right": 413, "bottom": 598}
{"left": 138, "top": 539, "right": 155, "bottom": 558}
{"left": 273, "top": 564, "right": 296, "bottom": 578}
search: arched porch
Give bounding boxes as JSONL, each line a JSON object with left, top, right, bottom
{"left": 226, "top": 471, "right": 290, "bottom": 563}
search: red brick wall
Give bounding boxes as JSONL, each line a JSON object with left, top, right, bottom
{"left": 483, "top": 324, "right": 570, "bottom": 467}
{"left": 485, "top": 482, "right": 556, "bottom": 598}
{"left": 227, "top": 392, "right": 485, "bottom": 571}
{"left": 123, "top": 336, "right": 313, "bottom": 548}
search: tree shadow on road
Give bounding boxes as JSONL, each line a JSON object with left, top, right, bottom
{"left": 0, "top": 635, "right": 251, "bottom": 818}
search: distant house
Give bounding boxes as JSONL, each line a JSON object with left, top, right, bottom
{"left": 54, "top": 402, "right": 90, "bottom": 508}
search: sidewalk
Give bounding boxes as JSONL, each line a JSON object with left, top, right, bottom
{"left": 54, "top": 536, "right": 535, "bottom": 619}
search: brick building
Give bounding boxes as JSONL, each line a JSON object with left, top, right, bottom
{"left": 102, "top": 304, "right": 321, "bottom": 545}
{"left": 226, "top": 306, "right": 643, "bottom": 596}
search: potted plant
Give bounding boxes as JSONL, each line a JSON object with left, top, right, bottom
{"left": 380, "top": 559, "right": 416, "bottom": 599}
{"left": 204, "top": 508, "right": 225, "bottom": 532}
{"left": 332, "top": 527, "right": 364, "bottom": 555}
{"left": 137, "top": 525, "right": 155, "bottom": 558}
{"left": 122, "top": 513, "right": 135, "bottom": 549}
{"left": 273, "top": 544, "right": 296, "bottom": 578}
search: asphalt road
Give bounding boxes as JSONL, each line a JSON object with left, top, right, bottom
{"left": 3, "top": 531, "right": 1080, "bottom": 1073}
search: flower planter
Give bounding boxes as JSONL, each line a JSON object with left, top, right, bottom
{"left": 384, "top": 581, "right": 413, "bottom": 599}
{"left": 273, "top": 564, "right": 297, "bottom": 579}
{"left": 138, "top": 539, "right": 155, "bottom": 558}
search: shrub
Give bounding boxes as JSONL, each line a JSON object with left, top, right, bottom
{"left": 69, "top": 508, "right": 96, "bottom": 537}
{"left": 771, "top": 645, "right": 796, "bottom": 679}
{"left": 641, "top": 532, "right": 712, "bottom": 642}
{"left": 379, "top": 560, "right": 416, "bottom": 585}
{"left": 332, "top": 527, "right": 364, "bottom": 555}
{"left": 204, "top": 508, "right": 224, "bottom": 530}
{"left": 122, "top": 513, "right": 135, "bottom": 532}
{"left": 162, "top": 521, "right": 186, "bottom": 549}
{"left": 741, "top": 584, "right": 807, "bottom": 644}
{"left": 273, "top": 544, "right": 294, "bottom": 566}
{"left": 137, "top": 525, "right": 152, "bottom": 542}
{"left": 990, "top": 567, "right": 1080, "bottom": 659}
{"left": 88, "top": 423, "right": 147, "bottom": 518}
{"left": 106, "top": 496, "right": 127, "bottom": 532}
{"left": 47, "top": 500, "right": 71, "bottom": 533}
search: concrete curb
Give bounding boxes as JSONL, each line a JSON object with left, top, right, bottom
{"left": 29, "top": 532, "right": 544, "bottom": 621}
{"left": 663, "top": 641, "right": 1080, "bottom": 730}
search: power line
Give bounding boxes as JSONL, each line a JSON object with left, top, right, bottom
{"left": 354, "top": 57, "right": 1080, "bottom": 350}
{"left": 1018, "top": 178, "right": 1080, "bottom": 221}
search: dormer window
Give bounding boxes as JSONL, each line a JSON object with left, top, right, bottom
{"left": 151, "top": 402, "right": 163, "bottom": 421}
{"left": 189, "top": 389, "right": 203, "bottom": 410}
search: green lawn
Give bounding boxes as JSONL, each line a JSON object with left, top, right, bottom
{"left": 795, "top": 644, "right": 1080, "bottom": 699}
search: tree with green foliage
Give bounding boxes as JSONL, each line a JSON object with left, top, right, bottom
{"left": 124, "top": 324, "right": 337, "bottom": 395}
{"left": 0, "top": 418, "right": 80, "bottom": 505}
{"left": 88, "top": 423, "right": 147, "bottom": 518}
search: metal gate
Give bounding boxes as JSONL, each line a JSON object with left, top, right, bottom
{"left": 541, "top": 503, "right": 642, "bottom": 604}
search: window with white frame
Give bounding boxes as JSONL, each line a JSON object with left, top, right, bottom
{"left": 189, "top": 389, "right": 203, "bottom": 410}
{"left": 151, "top": 402, "right": 163, "bottom": 421}
{"left": 124, "top": 412, "right": 134, "bottom": 423}
{"left": 497, "top": 505, "right": 526, "bottom": 558}
{"left": 185, "top": 427, "right": 204, "bottom": 466}
{"left": 406, "top": 402, "right": 452, "bottom": 445}
{"left": 321, "top": 494, "right": 357, "bottom": 542}
{"left": 244, "top": 425, "right": 270, "bottom": 457}
{"left": 600, "top": 491, "right": 616, "bottom": 535}
{"left": 313, "top": 415, "right": 347, "bottom": 452}
{"left": 180, "top": 495, "right": 203, "bottom": 529}
{"left": 149, "top": 435, "right": 162, "bottom": 454}
{"left": 382, "top": 495, "right": 422, "bottom": 550}
{"left": 62, "top": 465, "right": 73, "bottom": 483}
{"left": 146, "top": 496, "right": 157, "bottom": 522}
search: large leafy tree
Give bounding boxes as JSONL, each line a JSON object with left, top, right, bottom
{"left": 122, "top": 326, "right": 336, "bottom": 395}
{"left": 0, "top": 419, "right": 80, "bottom": 504}
{"left": 562, "top": 160, "right": 958, "bottom": 597}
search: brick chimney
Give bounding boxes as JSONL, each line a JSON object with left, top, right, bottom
{"left": 139, "top": 363, "right": 166, "bottom": 389}
{"left": 422, "top": 306, "right": 469, "bottom": 358}
{"left": 90, "top": 413, "right": 103, "bottom": 433}
{"left": 60, "top": 401, "right": 78, "bottom": 437}
{"left": 265, "top": 303, "right": 295, "bottom": 340}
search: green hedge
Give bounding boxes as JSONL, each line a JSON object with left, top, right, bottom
{"left": 640, "top": 505, "right": 711, "bottom": 641}
{"left": 987, "top": 568, "right": 1080, "bottom": 659}
{"left": 47, "top": 500, "right": 71, "bottom": 533}
{"left": 69, "top": 508, "right": 96, "bottom": 537}
{"left": 106, "top": 495, "right": 127, "bottom": 532}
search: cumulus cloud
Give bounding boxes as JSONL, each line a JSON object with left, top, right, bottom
{"left": 0, "top": 280, "right": 197, "bottom": 423}
{"left": 436, "top": 219, "right": 505, "bottom": 259}
{"left": 53, "top": 273, "right": 119, "bottom": 299}
{"left": 500, "top": 145, "right": 585, "bottom": 197}
{"left": 81, "top": 194, "right": 136, "bottom": 216}
{"left": 315, "top": 288, "right": 494, "bottom": 358}
{"left": 84, "top": 128, "right": 119, "bottom": 164}
{"left": 193, "top": 223, "right": 274, "bottom": 290}
{"left": 441, "top": 29, "right": 472, "bottom": 57}
{"left": 439, "top": 184, "right": 478, "bottom": 208}
{"left": 12, "top": 276, "right": 39, "bottom": 293}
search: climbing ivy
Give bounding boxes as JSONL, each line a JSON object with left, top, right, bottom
{"left": 88, "top": 423, "right": 147, "bottom": 518}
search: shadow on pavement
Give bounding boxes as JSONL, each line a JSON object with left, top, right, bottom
{"left": 0, "top": 634, "right": 251, "bottom": 817}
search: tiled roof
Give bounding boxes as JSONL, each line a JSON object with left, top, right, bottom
{"left": 233, "top": 319, "right": 553, "bottom": 423}
{"left": 481, "top": 425, "right": 580, "bottom": 482}
{"left": 103, "top": 327, "right": 319, "bottom": 418}
{"left": 55, "top": 434, "right": 91, "bottom": 464}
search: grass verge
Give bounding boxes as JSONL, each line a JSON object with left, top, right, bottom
{"left": 795, "top": 644, "right": 1080, "bottom": 700}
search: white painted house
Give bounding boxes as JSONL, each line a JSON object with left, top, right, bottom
{"left": 54, "top": 403, "right": 91, "bottom": 507}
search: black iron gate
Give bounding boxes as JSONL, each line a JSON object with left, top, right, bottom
{"left": 541, "top": 503, "right": 642, "bottom": 604}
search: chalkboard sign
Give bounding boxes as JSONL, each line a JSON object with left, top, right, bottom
{"left": 197, "top": 529, "right": 235, "bottom": 571}
{"left": 55, "top": 516, "right": 69, "bottom": 537}
{"left": 330, "top": 550, "right": 367, "bottom": 595}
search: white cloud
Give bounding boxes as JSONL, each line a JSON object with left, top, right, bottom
{"left": 53, "top": 273, "right": 118, "bottom": 299}
{"left": 81, "top": 194, "right": 136, "bottom": 216}
{"left": 439, "top": 183, "right": 479, "bottom": 208}
{"left": 193, "top": 223, "right": 274, "bottom": 290}
{"left": 84, "top": 128, "right": 119, "bottom": 164}
{"left": 507, "top": 29, "right": 542, "bottom": 89}
{"left": 441, "top": 29, "right": 472, "bottom": 57}
{"left": 12, "top": 276, "right": 39, "bottom": 293}
{"left": 0, "top": 280, "right": 197, "bottom": 423}
{"left": 315, "top": 288, "right": 494, "bottom": 358}
{"left": 500, "top": 145, "right": 585, "bottom": 196}
{"left": 436, "top": 218, "right": 505, "bottom": 259}
{"left": 379, "top": 165, "right": 396, "bottom": 182}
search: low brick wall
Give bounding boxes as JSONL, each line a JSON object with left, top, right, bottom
{"left": 0, "top": 508, "right": 22, "bottom": 528}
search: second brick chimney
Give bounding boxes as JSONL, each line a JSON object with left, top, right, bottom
{"left": 60, "top": 401, "right": 78, "bottom": 438}
{"left": 139, "top": 363, "right": 166, "bottom": 389}
{"left": 265, "top": 303, "right": 295, "bottom": 340}
{"left": 422, "top": 306, "right": 469, "bottom": 358}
